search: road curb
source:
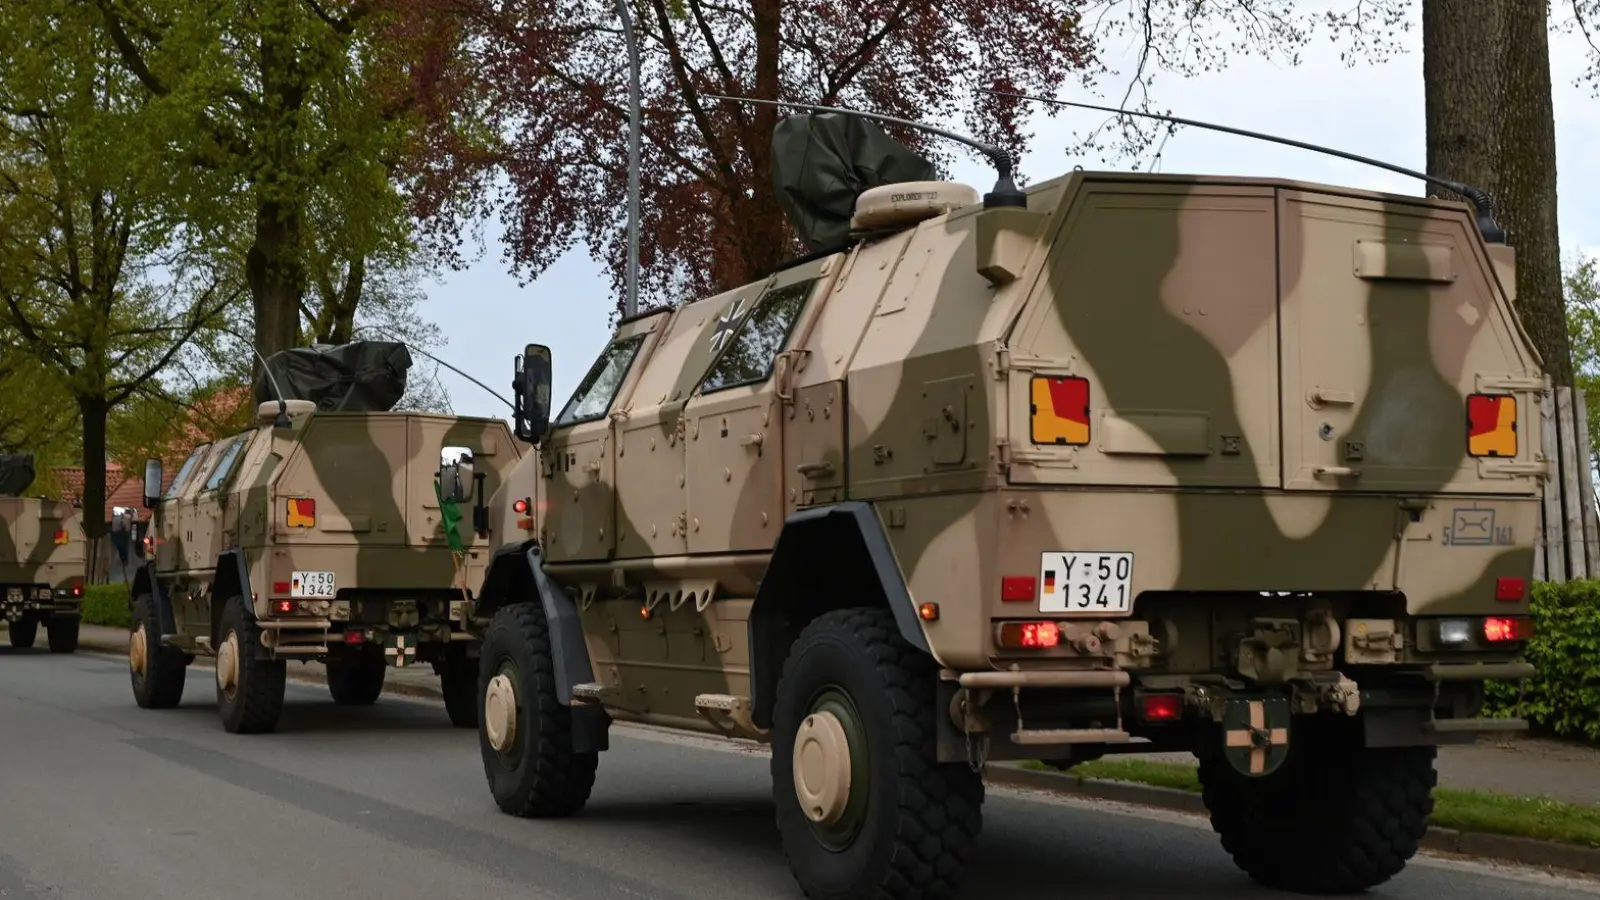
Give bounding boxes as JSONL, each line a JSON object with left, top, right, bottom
{"left": 78, "top": 633, "right": 445, "bottom": 702}
{"left": 985, "top": 762, "right": 1600, "bottom": 877}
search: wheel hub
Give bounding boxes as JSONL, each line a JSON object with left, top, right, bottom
{"left": 216, "top": 631, "right": 240, "bottom": 694}
{"left": 129, "top": 624, "right": 147, "bottom": 676}
{"left": 484, "top": 672, "right": 518, "bottom": 752}
{"left": 794, "top": 709, "right": 853, "bottom": 825}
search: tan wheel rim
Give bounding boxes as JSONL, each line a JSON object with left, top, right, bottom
{"left": 129, "top": 624, "right": 147, "bottom": 677}
{"left": 484, "top": 672, "right": 518, "bottom": 752}
{"left": 793, "top": 710, "right": 853, "bottom": 825}
{"left": 216, "top": 631, "right": 240, "bottom": 697}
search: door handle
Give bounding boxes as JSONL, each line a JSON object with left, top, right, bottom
{"left": 796, "top": 461, "right": 836, "bottom": 479}
{"left": 1313, "top": 466, "right": 1362, "bottom": 479}
{"left": 739, "top": 433, "right": 764, "bottom": 449}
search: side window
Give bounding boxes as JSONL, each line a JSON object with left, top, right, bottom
{"left": 203, "top": 432, "right": 254, "bottom": 492}
{"left": 162, "top": 444, "right": 211, "bottom": 500}
{"left": 555, "top": 335, "right": 647, "bottom": 426}
{"left": 699, "top": 278, "right": 815, "bottom": 394}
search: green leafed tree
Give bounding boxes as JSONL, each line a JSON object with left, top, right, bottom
{"left": 0, "top": 0, "right": 239, "bottom": 564}
{"left": 1563, "top": 251, "right": 1600, "bottom": 469}
{"left": 89, "top": 0, "right": 445, "bottom": 364}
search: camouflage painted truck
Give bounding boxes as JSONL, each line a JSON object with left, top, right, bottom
{"left": 126, "top": 342, "right": 522, "bottom": 734}
{"left": 0, "top": 453, "right": 86, "bottom": 652}
{"left": 453, "top": 111, "right": 1547, "bottom": 899}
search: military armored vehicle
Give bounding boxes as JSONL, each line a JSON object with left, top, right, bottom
{"left": 127, "top": 341, "right": 522, "bottom": 734}
{"left": 456, "top": 108, "right": 1545, "bottom": 899}
{"left": 0, "top": 453, "right": 86, "bottom": 652}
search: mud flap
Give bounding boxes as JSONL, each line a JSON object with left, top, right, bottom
{"left": 384, "top": 633, "right": 418, "bottom": 668}
{"left": 1221, "top": 696, "right": 1292, "bottom": 778}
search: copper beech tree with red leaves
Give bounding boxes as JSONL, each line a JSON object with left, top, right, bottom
{"left": 401, "top": 0, "right": 1098, "bottom": 316}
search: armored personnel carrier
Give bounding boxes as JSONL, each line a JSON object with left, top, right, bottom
{"left": 456, "top": 111, "right": 1545, "bottom": 899}
{"left": 0, "top": 453, "right": 86, "bottom": 652}
{"left": 128, "top": 341, "right": 522, "bottom": 734}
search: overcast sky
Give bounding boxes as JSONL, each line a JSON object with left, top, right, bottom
{"left": 413, "top": 6, "right": 1600, "bottom": 420}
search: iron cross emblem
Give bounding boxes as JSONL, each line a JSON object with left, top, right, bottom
{"left": 710, "top": 297, "right": 750, "bottom": 354}
{"left": 1225, "top": 699, "right": 1290, "bottom": 775}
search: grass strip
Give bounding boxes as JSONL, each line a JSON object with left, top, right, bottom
{"left": 1020, "top": 757, "right": 1600, "bottom": 848}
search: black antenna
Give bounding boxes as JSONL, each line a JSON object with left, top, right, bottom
{"left": 701, "top": 94, "right": 1027, "bottom": 210}
{"left": 983, "top": 88, "right": 1506, "bottom": 245}
{"left": 239, "top": 337, "right": 292, "bottom": 428}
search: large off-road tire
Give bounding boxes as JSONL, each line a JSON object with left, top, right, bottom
{"left": 46, "top": 616, "right": 80, "bottom": 653}
{"left": 1197, "top": 714, "right": 1437, "bottom": 894}
{"left": 441, "top": 646, "right": 478, "bottom": 729}
{"left": 129, "top": 593, "right": 187, "bottom": 708}
{"left": 478, "top": 601, "right": 598, "bottom": 817}
{"left": 215, "top": 595, "right": 287, "bottom": 734}
{"left": 7, "top": 615, "right": 37, "bottom": 649}
{"left": 327, "top": 651, "right": 386, "bottom": 705}
{"left": 772, "top": 606, "right": 984, "bottom": 900}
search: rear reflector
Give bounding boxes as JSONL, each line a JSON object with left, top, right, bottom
{"left": 344, "top": 630, "right": 365, "bottom": 645}
{"left": 1495, "top": 577, "right": 1527, "bottom": 602}
{"left": 1030, "top": 376, "right": 1091, "bottom": 446}
{"left": 1141, "top": 693, "right": 1182, "bottom": 722}
{"left": 1484, "top": 617, "right": 1534, "bottom": 643}
{"left": 1466, "top": 393, "right": 1518, "bottom": 457}
{"left": 273, "top": 581, "right": 291, "bottom": 594}
{"left": 53, "top": 529, "right": 68, "bottom": 545}
{"left": 1000, "top": 576, "right": 1036, "bottom": 603}
{"left": 997, "top": 621, "right": 1060, "bottom": 649}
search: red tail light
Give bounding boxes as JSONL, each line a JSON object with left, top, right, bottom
{"left": 997, "top": 621, "right": 1060, "bottom": 649}
{"left": 71, "top": 583, "right": 82, "bottom": 597}
{"left": 1141, "top": 693, "right": 1182, "bottom": 722}
{"left": 513, "top": 498, "right": 529, "bottom": 514}
{"left": 1000, "top": 576, "right": 1036, "bottom": 603}
{"left": 1484, "top": 617, "right": 1534, "bottom": 643}
{"left": 1495, "top": 577, "right": 1527, "bottom": 602}
{"left": 345, "top": 630, "right": 365, "bottom": 645}
{"left": 272, "top": 599, "right": 294, "bottom": 615}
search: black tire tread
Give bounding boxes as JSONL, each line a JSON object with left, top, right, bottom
{"left": 327, "top": 654, "right": 385, "bottom": 705}
{"left": 773, "top": 606, "right": 984, "bottom": 900}
{"left": 130, "top": 594, "right": 186, "bottom": 709}
{"left": 46, "top": 617, "right": 79, "bottom": 653}
{"left": 217, "top": 595, "right": 287, "bottom": 734}
{"left": 7, "top": 616, "right": 37, "bottom": 649}
{"left": 1197, "top": 718, "right": 1436, "bottom": 894}
{"left": 481, "top": 601, "right": 597, "bottom": 817}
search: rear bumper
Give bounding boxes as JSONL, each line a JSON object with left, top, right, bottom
{"left": 1, "top": 585, "right": 83, "bottom": 620}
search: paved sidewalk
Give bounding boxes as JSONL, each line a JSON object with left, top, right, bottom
{"left": 72, "top": 623, "right": 445, "bottom": 699}
{"left": 55, "top": 623, "right": 1600, "bottom": 806}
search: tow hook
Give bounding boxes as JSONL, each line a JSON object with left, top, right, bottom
{"left": 1322, "top": 675, "right": 1361, "bottom": 716}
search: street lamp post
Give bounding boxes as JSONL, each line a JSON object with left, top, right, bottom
{"left": 615, "top": 0, "right": 641, "bottom": 319}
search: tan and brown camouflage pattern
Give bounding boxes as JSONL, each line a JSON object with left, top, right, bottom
{"left": 486, "top": 169, "right": 1544, "bottom": 734}
{"left": 0, "top": 496, "right": 86, "bottom": 610}
{"left": 149, "top": 402, "right": 523, "bottom": 653}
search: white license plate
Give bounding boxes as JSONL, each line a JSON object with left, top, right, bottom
{"left": 1038, "top": 552, "right": 1134, "bottom": 614}
{"left": 290, "top": 571, "right": 337, "bottom": 599}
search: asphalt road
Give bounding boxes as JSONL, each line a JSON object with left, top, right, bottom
{"left": 2, "top": 646, "right": 1597, "bottom": 900}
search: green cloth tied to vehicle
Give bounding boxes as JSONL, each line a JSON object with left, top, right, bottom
{"left": 435, "top": 478, "right": 466, "bottom": 555}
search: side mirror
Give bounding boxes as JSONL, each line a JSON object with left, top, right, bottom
{"left": 512, "top": 343, "right": 553, "bottom": 445}
{"left": 142, "top": 459, "right": 162, "bottom": 508}
{"left": 439, "top": 446, "right": 475, "bottom": 503}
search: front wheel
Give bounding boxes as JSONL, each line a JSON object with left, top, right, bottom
{"left": 215, "top": 595, "right": 287, "bottom": 734}
{"left": 771, "top": 606, "right": 984, "bottom": 900}
{"left": 7, "top": 615, "right": 37, "bottom": 649}
{"left": 46, "top": 616, "right": 79, "bottom": 653}
{"left": 478, "top": 601, "right": 597, "bottom": 817}
{"left": 130, "top": 594, "right": 187, "bottom": 708}
{"left": 1198, "top": 714, "right": 1437, "bottom": 894}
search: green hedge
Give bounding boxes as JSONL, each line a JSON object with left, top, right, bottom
{"left": 81, "top": 583, "right": 132, "bottom": 629}
{"left": 1483, "top": 580, "right": 1600, "bottom": 740}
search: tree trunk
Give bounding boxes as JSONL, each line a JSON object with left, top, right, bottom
{"left": 77, "top": 394, "right": 109, "bottom": 582}
{"left": 1422, "top": 0, "right": 1504, "bottom": 207}
{"left": 736, "top": 0, "right": 789, "bottom": 286}
{"left": 1496, "top": 0, "right": 1573, "bottom": 386}
{"left": 245, "top": 202, "right": 305, "bottom": 366}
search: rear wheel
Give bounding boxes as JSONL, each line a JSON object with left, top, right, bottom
{"left": 1198, "top": 714, "right": 1437, "bottom": 894}
{"left": 441, "top": 646, "right": 478, "bottom": 728}
{"left": 46, "top": 616, "right": 79, "bottom": 653}
{"left": 7, "top": 615, "right": 37, "bottom": 649}
{"left": 478, "top": 601, "right": 597, "bottom": 817}
{"left": 130, "top": 593, "right": 187, "bottom": 709}
{"left": 215, "top": 595, "right": 286, "bottom": 734}
{"left": 772, "top": 606, "right": 984, "bottom": 900}
{"left": 327, "top": 650, "right": 386, "bottom": 705}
